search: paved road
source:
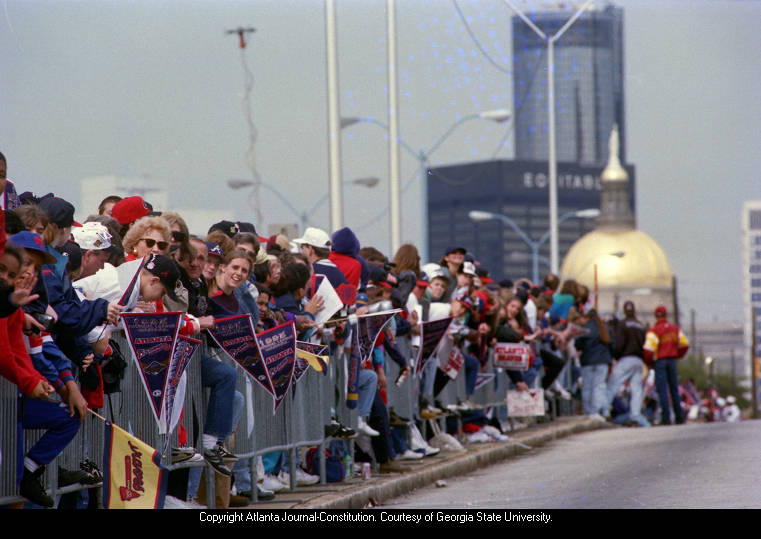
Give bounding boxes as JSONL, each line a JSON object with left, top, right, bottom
{"left": 383, "top": 420, "right": 761, "bottom": 509}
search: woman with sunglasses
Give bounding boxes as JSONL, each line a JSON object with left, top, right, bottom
{"left": 122, "top": 216, "right": 171, "bottom": 261}
{"left": 162, "top": 211, "right": 191, "bottom": 247}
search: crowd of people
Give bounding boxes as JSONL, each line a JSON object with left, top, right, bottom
{"left": 0, "top": 149, "right": 725, "bottom": 509}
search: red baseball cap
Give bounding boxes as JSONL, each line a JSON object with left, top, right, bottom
{"left": 111, "top": 196, "right": 151, "bottom": 225}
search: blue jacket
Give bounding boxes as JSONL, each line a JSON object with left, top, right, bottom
{"left": 574, "top": 318, "right": 614, "bottom": 367}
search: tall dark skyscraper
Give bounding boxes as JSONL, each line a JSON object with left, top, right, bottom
{"left": 512, "top": 4, "right": 625, "bottom": 165}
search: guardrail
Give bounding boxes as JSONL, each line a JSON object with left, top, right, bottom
{"left": 1, "top": 324, "right": 575, "bottom": 508}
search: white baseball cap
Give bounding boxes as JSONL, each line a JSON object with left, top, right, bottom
{"left": 292, "top": 227, "right": 331, "bottom": 248}
{"left": 71, "top": 222, "right": 112, "bottom": 251}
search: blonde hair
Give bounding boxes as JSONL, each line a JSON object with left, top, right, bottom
{"left": 122, "top": 216, "right": 171, "bottom": 254}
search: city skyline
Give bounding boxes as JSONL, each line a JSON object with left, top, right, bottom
{"left": 1, "top": 0, "right": 759, "bottom": 326}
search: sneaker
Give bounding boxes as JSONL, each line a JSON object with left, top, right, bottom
{"left": 422, "top": 444, "right": 440, "bottom": 457}
{"left": 215, "top": 442, "right": 239, "bottom": 462}
{"left": 172, "top": 447, "right": 202, "bottom": 464}
{"left": 357, "top": 416, "right": 380, "bottom": 437}
{"left": 324, "top": 420, "right": 357, "bottom": 439}
{"left": 399, "top": 449, "right": 424, "bottom": 460}
{"left": 79, "top": 459, "right": 104, "bottom": 484}
{"left": 278, "top": 468, "right": 319, "bottom": 486}
{"left": 20, "top": 467, "right": 54, "bottom": 508}
{"left": 202, "top": 446, "right": 232, "bottom": 476}
{"left": 419, "top": 407, "right": 438, "bottom": 420}
{"left": 259, "top": 474, "right": 286, "bottom": 493}
{"left": 57, "top": 466, "right": 93, "bottom": 488}
{"left": 237, "top": 484, "right": 276, "bottom": 502}
{"left": 379, "top": 459, "right": 407, "bottom": 474}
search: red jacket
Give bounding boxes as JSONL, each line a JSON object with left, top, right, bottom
{"left": 643, "top": 318, "right": 689, "bottom": 366}
{"left": 0, "top": 308, "right": 47, "bottom": 396}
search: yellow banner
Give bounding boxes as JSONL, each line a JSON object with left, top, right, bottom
{"left": 104, "top": 422, "right": 167, "bottom": 509}
{"left": 296, "top": 348, "right": 329, "bottom": 372}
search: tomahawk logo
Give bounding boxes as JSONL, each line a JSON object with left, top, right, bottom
{"left": 119, "top": 440, "right": 145, "bottom": 501}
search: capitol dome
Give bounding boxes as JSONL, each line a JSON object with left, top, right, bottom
{"left": 559, "top": 125, "right": 675, "bottom": 320}
{"left": 560, "top": 228, "right": 673, "bottom": 288}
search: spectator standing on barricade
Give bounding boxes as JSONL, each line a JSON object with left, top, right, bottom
{"left": 437, "top": 245, "right": 465, "bottom": 302}
{"left": 643, "top": 305, "right": 689, "bottom": 425}
{"left": 604, "top": 300, "right": 650, "bottom": 426}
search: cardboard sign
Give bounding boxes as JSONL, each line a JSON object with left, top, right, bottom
{"left": 493, "top": 342, "right": 531, "bottom": 371}
{"left": 506, "top": 389, "right": 545, "bottom": 417}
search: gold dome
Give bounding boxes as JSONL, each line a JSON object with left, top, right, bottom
{"left": 560, "top": 228, "right": 673, "bottom": 288}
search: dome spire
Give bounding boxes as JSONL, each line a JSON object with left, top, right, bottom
{"left": 601, "top": 124, "right": 628, "bottom": 182}
{"left": 596, "top": 124, "right": 634, "bottom": 229}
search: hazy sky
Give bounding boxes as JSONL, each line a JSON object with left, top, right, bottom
{"left": 1, "top": 0, "right": 759, "bottom": 324}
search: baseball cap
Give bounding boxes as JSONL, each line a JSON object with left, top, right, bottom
{"left": 461, "top": 261, "right": 477, "bottom": 276}
{"left": 654, "top": 305, "right": 667, "bottom": 317}
{"left": 292, "top": 227, "right": 331, "bottom": 248}
{"left": 8, "top": 231, "right": 57, "bottom": 265}
{"left": 444, "top": 244, "right": 466, "bottom": 256}
{"left": 38, "top": 197, "right": 75, "bottom": 228}
{"left": 58, "top": 240, "right": 83, "bottom": 272}
{"left": 142, "top": 254, "right": 181, "bottom": 301}
{"left": 111, "top": 196, "right": 151, "bottom": 226}
{"left": 208, "top": 220, "right": 239, "bottom": 238}
{"left": 71, "top": 222, "right": 112, "bottom": 251}
{"left": 205, "top": 241, "right": 225, "bottom": 261}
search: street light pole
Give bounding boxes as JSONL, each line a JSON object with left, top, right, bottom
{"left": 387, "top": 0, "right": 402, "bottom": 255}
{"left": 326, "top": 0, "right": 343, "bottom": 233}
{"left": 342, "top": 109, "right": 510, "bottom": 260}
{"left": 468, "top": 208, "right": 599, "bottom": 283}
{"left": 503, "top": 0, "right": 593, "bottom": 274}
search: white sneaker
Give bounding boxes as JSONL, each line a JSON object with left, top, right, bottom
{"left": 260, "top": 474, "right": 286, "bottom": 492}
{"left": 357, "top": 416, "right": 380, "bottom": 437}
{"left": 423, "top": 444, "right": 440, "bottom": 456}
{"left": 399, "top": 449, "right": 424, "bottom": 460}
{"left": 279, "top": 468, "right": 319, "bottom": 486}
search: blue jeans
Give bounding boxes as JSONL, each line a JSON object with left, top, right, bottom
{"left": 581, "top": 364, "right": 609, "bottom": 416}
{"left": 654, "top": 358, "right": 684, "bottom": 424}
{"left": 606, "top": 355, "right": 645, "bottom": 419}
{"left": 357, "top": 369, "right": 378, "bottom": 417}
{"left": 464, "top": 352, "right": 479, "bottom": 396}
{"left": 201, "top": 356, "right": 238, "bottom": 438}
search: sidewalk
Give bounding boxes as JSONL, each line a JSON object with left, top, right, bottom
{"left": 232, "top": 416, "right": 611, "bottom": 510}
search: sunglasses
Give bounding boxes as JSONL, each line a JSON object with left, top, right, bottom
{"left": 142, "top": 238, "right": 169, "bottom": 251}
{"left": 171, "top": 231, "right": 187, "bottom": 243}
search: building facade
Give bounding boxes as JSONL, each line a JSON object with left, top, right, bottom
{"left": 426, "top": 158, "right": 635, "bottom": 282}
{"left": 512, "top": 4, "right": 625, "bottom": 166}
{"left": 742, "top": 201, "right": 761, "bottom": 398}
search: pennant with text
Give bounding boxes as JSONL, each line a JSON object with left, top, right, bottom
{"left": 161, "top": 335, "right": 200, "bottom": 438}
{"left": 208, "top": 314, "right": 273, "bottom": 396}
{"left": 255, "top": 321, "right": 297, "bottom": 413}
{"left": 120, "top": 312, "right": 182, "bottom": 427}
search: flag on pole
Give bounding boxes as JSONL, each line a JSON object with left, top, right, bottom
{"left": 102, "top": 421, "right": 168, "bottom": 509}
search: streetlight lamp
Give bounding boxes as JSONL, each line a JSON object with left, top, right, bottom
{"left": 227, "top": 177, "right": 378, "bottom": 234}
{"left": 468, "top": 208, "right": 599, "bottom": 284}
{"left": 342, "top": 108, "right": 511, "bottom": 259}
{"left": 503, "top": 0, "right": 594, "bottom": 275}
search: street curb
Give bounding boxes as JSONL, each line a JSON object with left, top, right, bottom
{"left": 294, "top": 416, "right": 611, "bottom": 509}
